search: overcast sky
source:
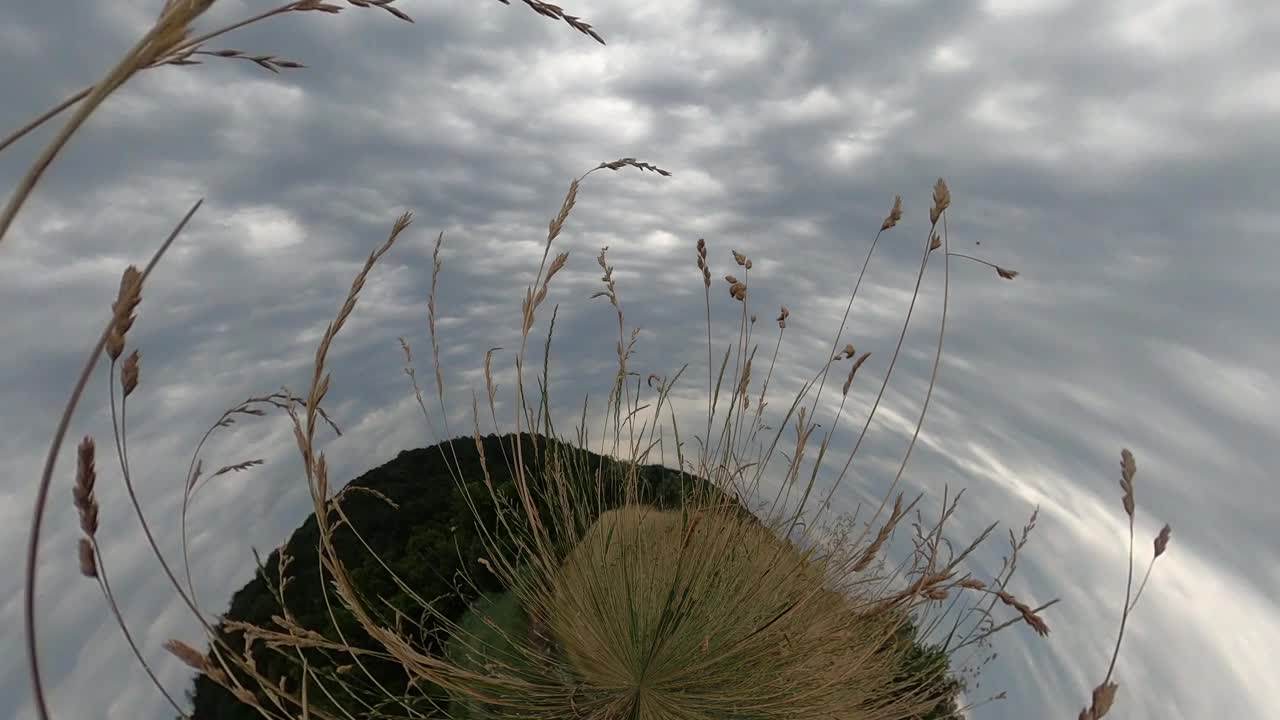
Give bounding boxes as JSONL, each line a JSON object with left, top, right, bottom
{"left": 2, "top": 1, "right": 1278, "bottom": 719}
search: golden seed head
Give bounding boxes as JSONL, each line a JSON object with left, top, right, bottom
{"left": 932, "top": 178, "right": 951, "bottom": 213}
{"left": 1119, "top": 448, "right": 1137, "bottom": 518}
{"left": 107, "top": 266, "right": 143, "bottom": 361}
{"left": 1154, "top": 523, "right": 1171, "bottom": 558}
{"left": 165, "top": 639, "right": 209, "bottom": 672}
{"left": 1088, "top": 681, "right": 1119, "bottom": 719}
{"left": 881, "top": 194, "right": 903, "bottom": 231}
{"left": 547, "top": 251, "right": 569, "bottom": 281}
{"left": 122, "top": 350, "right": 141, "bottom": 397}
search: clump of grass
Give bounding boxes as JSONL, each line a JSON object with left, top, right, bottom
{"left": 545, "top": 504, "right": 913, "bottom": 719}
{"left": 4, "top": 4, "right": 1177, "bottom": 720}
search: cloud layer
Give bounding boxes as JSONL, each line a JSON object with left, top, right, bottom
{"left": 3, "top": 1, "right": 1278, "bottom": 719}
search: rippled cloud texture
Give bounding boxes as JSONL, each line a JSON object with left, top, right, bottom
{"left": 2, "top": 1, "right": 1278, "bottom": 719}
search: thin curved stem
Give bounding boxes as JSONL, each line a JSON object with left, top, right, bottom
{"left": 0, "top": 4, "right": 298, "bottom": 158}
{"left": 92, "top": 544, "right": 190, "bottom": 718}
{"left": 1104, "top": 514, "right": 1136, "bottom": 685}
{"left": 807, "top": 228, "right": 886, "bottom": 425}
{"left": 880, "top": 217, "right": 952, "bottom": 528}
{"left": 25, "top": 199, "right": 200, "bottom": 720}
{"left": 0, "top": 87, "right": 93, "bottom": 155}
{"left": 1127, "top": 556, "right": 1157, "bottom": 613}
{"left": 945, "top": 252, "right": 998, "bottom": 269}
{"left": 819, "top": 220, "right": 944, "bottom": 544}
{"left": 0, "top": 2, "right": 279, "bottom": 249}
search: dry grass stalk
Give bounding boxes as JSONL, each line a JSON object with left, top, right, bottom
{"left": 593, "top": 247, "right": 618, "bottom": 306}
{"left": 930, "top": 178, "right": 951, "bottom": 225}
{"left": 994, "top": 590, "right": 1050, "bottom": 637}
{"left": 164, "top": 639, "right": 210, "bottom": 673}
{"left": 795, "top": 183, "right": 953, "bottom": 559}
{"left": 881, "top": 194, "right": 903, "bottom": 231}
{"left": 399, "top": 337, "right": 434, "bottom": 436}
{"left": 598, "top": 157, "right": 670, "bottom": 175}
{"left": 343, "top": 0, "right": 413, "bottom": 23}
{"left": 1080, "top": 681, "right": 1119, "bottom": 720}
{"left": 534, "top": 251, "right": 569, "bottom": 310}
{"left": 428, "top": 231, "right": 448, "bottom": 409}
{"left": 484, "top": 346, "right": 501, "bottom": 408}
{"left": 121, "top": 350, "right": 141, "bottom": 397}
{"left": 106, "top": 267, "right": 142, "bottom": 361}
{"left": 73, "top": 437, "right": 98, "bottom": 538}
{"left": 32, "top": 200, "right": 330, "bottom": 720}
{"left": 1075, "top": 448, "right": 1173, "bottom": 719}
{"left": 162, "top": 48, "right": 307, "bottom": 73}
{"left": 1119, "top": 448, "right": 1137, "bottom": 518}
{"left": 1153, "top": 523, "right": 1171, "bottom": 557}
{"left": 696, "top": 238, "right": 712, "bottom": 288}
{"left": 841, "top": 351, "right": 871, "bottom": 396}
{"left": 0, "top": 0, "right": 431, "bottom": 247}
{"left": 304, "top": 212, "right": 413, "bottom": 474}
{"left": 71, "top": 424, "right": 193, "bottom": 716}
{"left": 25, "top": 202, "right": 206, "bottom": 720}
{"left": 211, "top": 459, "right": 265, "bottom": 477}
{"left": 498, "top": 0, "right": 606, "bottom": 44}
{"left": 72, "top": 436, "right": 100, "bottom": 579}
{"left": 548, "top": 179, "right": 579, "bottom": 246}
{"left": 0, "top": 4, "right": 218, "bottom": 245}
{"left": 944, "top": 252, "right": 1022, "bottom": 281}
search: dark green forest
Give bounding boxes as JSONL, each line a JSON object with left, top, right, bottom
{"left": 185, "top": 433, "right": 960, "bottom": 720}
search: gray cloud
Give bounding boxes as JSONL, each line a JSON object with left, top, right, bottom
{"left": 3, "top": 1, "right": 1278, "bottom": 719}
